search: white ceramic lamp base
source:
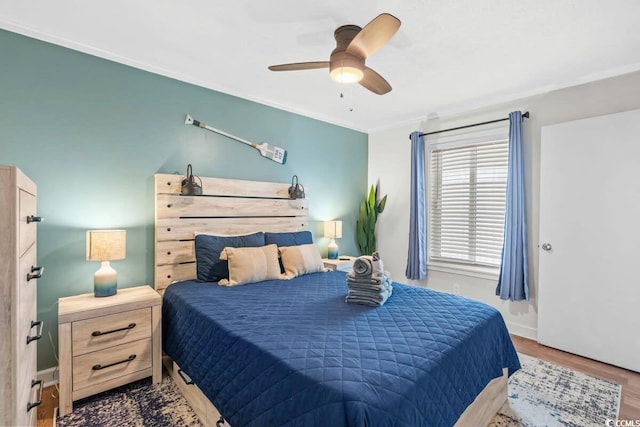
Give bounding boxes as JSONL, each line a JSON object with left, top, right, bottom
{"left": 328, "top": 239, "right": 339, "bottom": 260}
{"left": 94, "top": 261, "right": 118, "bottom": 297}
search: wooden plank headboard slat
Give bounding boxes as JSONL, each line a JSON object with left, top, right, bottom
{"left": 156, "top": 217, "right": 310, "bottom": 242}
{"left": 156, "top": 241, "right": 195, "bottom": 265}
{"left": 156, "top": 194, "right": 308, "bottom": 219}
{"left": 155, "top": 263, "right": 197, "bottom": 291}
{"left": 156, "top": 173, "right": 292, "bottom": 198}
{"left": 154, "top": 174, "right": 311, "bottom": 291}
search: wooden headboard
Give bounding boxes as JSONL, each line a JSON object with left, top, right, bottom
{"left": 154, "top": 173, "right": 309, "bottom": 291}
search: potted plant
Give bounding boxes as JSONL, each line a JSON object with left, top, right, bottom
{"left": 356, "top": 184, "right": 387, "bottom": 255}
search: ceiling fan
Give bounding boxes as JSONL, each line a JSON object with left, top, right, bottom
{"left": 268, "top": 13, "right": 401, "bottom": 95}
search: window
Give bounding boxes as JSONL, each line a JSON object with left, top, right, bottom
{"left": 429, "top": 137, "right": 508, "bottom": 270}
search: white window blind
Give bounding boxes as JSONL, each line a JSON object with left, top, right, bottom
{"left": 429, "top": 140, "right": 508, "bottom": 267}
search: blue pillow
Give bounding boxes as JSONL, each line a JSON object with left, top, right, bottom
{"left": 195, "top": 232, "right": 266, "bottom": 282}
{"left": 264, "top": 231, "right": 313, "bottom": 247}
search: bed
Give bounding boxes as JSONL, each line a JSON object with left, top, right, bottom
{"left": 154, "top": 173, "right": 520, "bottom": 426}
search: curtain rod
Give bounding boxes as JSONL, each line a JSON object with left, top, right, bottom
{"left": 409, "top": 111, "right": 530, "bottom": 140}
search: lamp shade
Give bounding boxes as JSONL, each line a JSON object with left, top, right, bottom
{"left": 324, "top": 221, "right": 343, "bottom": 239}
{"left": 86, "top": 230, "right": 126, "bottom": 261}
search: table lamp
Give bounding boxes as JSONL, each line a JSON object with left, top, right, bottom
{"left": 86, "top": 230, "right": 126, "bottom": 297}
{"left": 324, "top": 220, "right": 343, "bottom": 260}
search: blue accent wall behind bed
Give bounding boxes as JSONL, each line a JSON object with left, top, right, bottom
{"left": 0, "top": 28, "right": 368, "bottom": 371}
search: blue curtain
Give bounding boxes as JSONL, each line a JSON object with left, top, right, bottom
{"left": 496, "top": 111, "right": 529, "bottom": 301}
{"left": 406, "top": 131, "right": 427, "bottom": 280}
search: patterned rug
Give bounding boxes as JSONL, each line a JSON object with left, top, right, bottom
{"left": 490, "top": 354, "right": 621, "bottom": 427}
{"left": 56, "top": 354, "right": 620, "bottom": 427}
{"left": 55, "top": 376, "right": 201, "bottom": 427}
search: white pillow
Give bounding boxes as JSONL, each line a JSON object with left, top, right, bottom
{"left": 218, "top": 244, "right": 282, "bottom": 286}
{"left": 279, "top": 244, "right": 326, "bottom": 279}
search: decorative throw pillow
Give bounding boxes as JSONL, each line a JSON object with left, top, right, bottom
{"left": 218, "top": 244, "right": 282, "bottom": 286}
{"left": 264, "top": 231, "right": 313, "bottom": 247}
{"left": 279, "top": 243, "right": 325, "bottom": 279}
{"left": 195, "top": 232, "right": 265, "bottom": 282}
{"left": 265, "top": 231, "right": 314, "bottom": 273}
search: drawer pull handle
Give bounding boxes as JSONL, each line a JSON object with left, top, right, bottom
{"left": 91, "top": 322, "right": 136, "bottom": 337}
{"left": 92, "top": 354, "right": 136, "bottom": 371}
{"left": 177, "top": 369, "right": 194, "bottom": 385}
{"left": 27, "top": 320, "right": 44, "bottom": 344}
{"left": 27, "top": 215, "right": 43, "bottom": 224}
{"left": 27, "top": 379, "right": 43, "bottom": 412}
{"left": 27, "top": 266, "right": 44, "bottom": 281}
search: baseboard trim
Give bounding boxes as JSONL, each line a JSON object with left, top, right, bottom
{"left": 38, "top": 366, "right": 59, "bottom": 388}
{"left": 506, "top": 321, "right": 537, "bottom": 341}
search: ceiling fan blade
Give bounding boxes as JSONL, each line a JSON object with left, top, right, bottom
{"left": 346, "top": 13, "right": 401, "bottom": 59}
{"left": 360, "top": 67, "right": 392, "bottom": 95}
{"left": 268, "top": 62, "right": 330, "bottom": 71}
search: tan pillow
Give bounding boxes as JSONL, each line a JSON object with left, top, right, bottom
{"left": 218, "top": 244, "right": 282, "bottom": 286}
{"left": 279, "top": 244, "right": 326, "bottom": 278}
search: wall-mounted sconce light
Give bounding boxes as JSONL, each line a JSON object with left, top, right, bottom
{"left": 288, "top": 175, "right": 305, "bottom": 199}
{"left": 181, "top": 164, "right": 203, "bottom": 196}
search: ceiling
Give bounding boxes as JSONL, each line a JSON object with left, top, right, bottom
{"left": 2, "top": 0, "right": 640, "bottom": 132}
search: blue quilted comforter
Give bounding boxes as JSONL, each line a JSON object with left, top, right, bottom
{"left": 163, "top": 271, "right": 520, "bottom": 427}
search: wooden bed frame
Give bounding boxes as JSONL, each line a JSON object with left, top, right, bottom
{"left": 153, "top": 173, "right": 507, "bottom": 426}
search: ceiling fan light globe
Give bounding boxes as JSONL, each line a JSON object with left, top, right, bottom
{"left": 329, "top": 50, "right": 365, "bottom": 84}
{"left": 330, "top": 66, "right": 364, "bottom": 83}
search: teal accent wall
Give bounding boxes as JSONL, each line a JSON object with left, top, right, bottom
{"left": 0, "top": 29, "right": 368, "bottom": 370}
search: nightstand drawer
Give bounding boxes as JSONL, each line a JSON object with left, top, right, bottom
{"left": 72, "top": 308, "right": 151, "bottom": 356}
{"left": 72, "top": 338, "right": 152, "bottom": 392}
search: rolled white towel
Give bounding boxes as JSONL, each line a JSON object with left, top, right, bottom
{"left": 372, "top": 252, "right": 384, "bottom": 275}
{"left": 352, "top": 256, "right": 373, "bottom": 277}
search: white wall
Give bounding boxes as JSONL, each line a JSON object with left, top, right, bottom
{"left": 369, "top": 70, "right": 640, "bottom": 340}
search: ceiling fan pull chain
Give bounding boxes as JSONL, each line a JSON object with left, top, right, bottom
{"left": 349, "top": 84, "right": 354, "bottom": 112}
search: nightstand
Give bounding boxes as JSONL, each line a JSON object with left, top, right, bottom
{"left": 323, "top": 256, "right": 356, "bottom": 272}
{"left": 58, "top": 286, "right": 162, "bottom": 416}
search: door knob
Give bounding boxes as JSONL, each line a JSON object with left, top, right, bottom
{"left": 541, "top": 243, "right": 552, "bottom": 251}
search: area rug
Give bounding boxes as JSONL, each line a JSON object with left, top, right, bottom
{"left": 55, "top": 376, "right": 201, "bottom": 427}
{"left": 56, "top": 354, "right": 621, "bottom": 427}
{"left": 489, "top": 353, "right": 621, "bottom": 427}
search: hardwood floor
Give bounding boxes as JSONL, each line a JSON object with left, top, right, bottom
{"left": 36, "top": 384, "right": 58, "bottom": 427}
{"left": 35, "top": 335, "right": 640, "bottom": 426}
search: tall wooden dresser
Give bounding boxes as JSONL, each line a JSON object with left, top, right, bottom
{"left": 0, "top": 166, "right": 43, "bottom": 427}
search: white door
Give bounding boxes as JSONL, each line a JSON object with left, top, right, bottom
{"left": 538, "top": 109, "right": 640, "bottom": 373}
